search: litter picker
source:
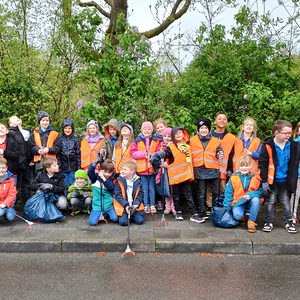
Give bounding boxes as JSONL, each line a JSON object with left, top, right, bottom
{"left": 122, "top": 206, "right": 135, "bottom": 257}
{"left": 158, "top": 158, "right": 168, "bottom": 226}
{"left": 3, "top": 207, "right": 34, "bottom": 228}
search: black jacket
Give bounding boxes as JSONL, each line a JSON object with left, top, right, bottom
{"left": 3, "top": 133, "right": 20, "bottom": 174}
{"left": 57, "top": 119, "right": 81, "bottom": 173}
{"left": 259, "top": 137, "right": 299, "bottom": 193}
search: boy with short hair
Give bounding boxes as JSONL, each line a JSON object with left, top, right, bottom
{"left": 0, "top": 157, "right": 17, "bottom": 221}
{"left": 114, "top": 160, "right": 144, "bottom": 226}
{"left": 259, "top": 120, "right": 298, "bottom": 234}
{"left": 30, "top": 157, "right": 67, "bottom": 210}
{"left": 88, "top": 159, "right": 117, "bottom": 225}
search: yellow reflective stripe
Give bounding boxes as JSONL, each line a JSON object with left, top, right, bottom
{"left": 81, "top": 152, "right": 91, "bottom": 155}
{"left": 268, "top": 175, "right": 274, "bottom": 179}
{"left": 220, "top": 167, "right": 227, "bottom": 173}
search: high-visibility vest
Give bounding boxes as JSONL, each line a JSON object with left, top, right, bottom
{"left": 114, "top": 144, "right": 132, "bottom": 174}
{"left": 33, "top": 129, "right": 59, "bottom": 163}
{"left": 232, "top": 137, "right": 261, "bottom": 172}
{"left": 135, "top": 139, "right": 159, "bottom": 173}
{"left": 113, "top": 180, "right": 144, "bottom": 216}
{"left": 230, "top": 173, "right": 262, "bottom": 207}
{"left": 190, "top": 135, "right": 221, "bottom": 169}
{"left": 219, "top": 132, "right": 236, "bottom": 179}
{"left": 80, "top": 138, "right": 103, "bottom": 169}
{"left": 265, "top": 144, "right": 275, "bottom": 185}
{"left": 168, "top": 143, "right": 194, "bottom": 185}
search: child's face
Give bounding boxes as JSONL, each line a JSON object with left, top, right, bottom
{"left": 121, "top": 166, "right": 135, "bottom": 179}
{"left": 40, "top": 117, "right": 50, "bottom": 129}
{"left": 63, "top": 125, "right": 73, "bottom": 136}
{"left": 142, "top": 126, "right": 152, "bottom": 138}
{"left": 239, "top": 164, "right": 252, "bottom": 175}
{"left": 174, "top": 129, "right": 184, "bottom": 142}
{"left": 75, "top": 177, "right": 86, "bottom": 186}
{"left": 88, "top": 124, "right": 98, "bottom": 136}
{"left": 102, "top": 169, "right": 114, "bottom": 179}
{"left": 156, "top": 123, "right": 166, "bottom": 135}
{"left": 109, "top": 126, "right": 117, "bottom": 137}
{"left": 9, "top": 116, "right": 22, "bottom": 127}
{"left": 0, "top": 163, "right": 8, "bottom": 177}
{"left": 214, "top": 114, "right": 228, "bottom": 129}
{"left": 0, "top": 125, "right": 8, "bottom": 137}
{"left": 163, "top": 134, "right": 171, "bottom": 144}
{"left": 242, "top": 121, "right": 254, "bottom": 135}
{"left": 46, "top": 161, "right": 59, "bottom": 174}
{"left": 275, "top": 126, "right": 293, "bottom": 143}
{"left": 121, "top": 126, "right": 131, "bottom": 137}
{"left": 198, "top": 125, "right": 209, "bottom": 136}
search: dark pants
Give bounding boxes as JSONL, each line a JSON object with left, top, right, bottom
{"left": 172, "top": 181, "right": 197, "bottom": 215}
{"left": 265, "top": 181, "right": 292, "bottom": 224}
{"left": 196, "top": 178, "right": 219, "bottom": 214}
{"left": 16, "top": 165, "right": 34, "bottom": 204}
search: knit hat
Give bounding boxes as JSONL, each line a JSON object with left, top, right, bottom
{"left": 162, "top": 127, "right": 172, "bottom": 137}
{"left": 75, "top": 169, "right": 88, "bottom": 180}
{"left": 120, "top": 123, "right": 134, "bottom": 134}
{"left": 37, "top": 111, "right": 50, "bottom": 124}
{"left": 86, "top": 120, "right": 99, "bottom": 131}
{"left": 197, "top": 118, "right": 211, "bottom": 131}
{"left": 102, "top": 119, "right": 120, "bottom": 135}
{"left": 141, "top": 121, "right": 153, "bottom": 132}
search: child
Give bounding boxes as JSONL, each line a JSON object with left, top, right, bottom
{"left": 30, "top": 157, "right": 67, "bottom": 211}
{"left": 223, "top": 156, "right": 263, "bottom": 233}
{"left": 153, "top": 118, "right": 167, "bottom": 142}
{"left": 101, "top": 119, "right": 120, "bottom": 160}
{"left": 67, "top": 169, "right": 92, "bottom": 215}
{"left": 112, "top": 123, "right": 134, "bottom": 175}
{"left": 88, "top": 159, "right": 117, "bottom": 225}
{"left": 130, "top": 121, "right": 160, "bottom": 213}
{"left": 190, "top": 118, "right": 224, "bottom": 219}
{"left": 259, "top": 120, "right": 298, "bottom": 233}
{"left": 290, "top": 121, "right": 300, "bottom": 223}
{"left": 232, "top": 117, "right": 261, "bottom": 173}
{"left": 81, "top": 120, "right": 104, "bottom": 172}
{"left": 153, "top": 127, "right": 204, "bottom": 222}
{"left": 30, "top": 111, "right": 61, "bottom": 174}
{"left": 0, "top": 158, "right": 17, "bottom": 222}
{"left": 114, "top": 160, "right": 144, "bottom": 226}
{"left": 58, "top": 119, "right": 81, "bottom": 195}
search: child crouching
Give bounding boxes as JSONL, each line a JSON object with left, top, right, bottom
{"left": 88, "top": 159, "right": 118, "bottom": 225}
{"left": 114, "top": 160, "right": 144, "bottom": 226}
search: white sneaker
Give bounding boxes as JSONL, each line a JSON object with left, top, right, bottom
{"left": 262, "top": 223, "right": 273, "bottom": 232}
{"left": 285, "top": 223, "right": 297, "bottom": 234}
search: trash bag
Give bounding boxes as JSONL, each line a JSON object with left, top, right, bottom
{"left": 24, "top": 192, "right": 64, "bottom": 223}
{"left": 155, "top": 170, "right": 171, "bottom": 197}
{"left": 210, "top": 207, "right": 239, "bottom": 228}
{"left": 213, "top": 193, "right": 225, "bottom": 207}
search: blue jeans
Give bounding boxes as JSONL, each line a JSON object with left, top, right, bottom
{"left": 232, "top": 197, "right": 261, "bottom": 222}
{"left": 64, "top": 172, "right": 75, "bottom": 196}
{"left": 140, "top": 174, "right": 155, "bottom": 207}
{"left": 119, "top": 210, "right": 144, "bottom": 226}
{"left": 89, "top": 208, "right": 118, "bottom": 225}
{"left": 0, "top": 207, "right": 16, "bottom": 221}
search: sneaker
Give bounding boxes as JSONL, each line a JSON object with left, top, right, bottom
{"left": 157, "top": 201, "right": 163, "bottom": 211}
{"left": 199, "top": 212, "right": 209, "bottom": 220}
{"left": 206, "top": 207, "right": 212, "bottom": 215}
{"left": 190, "top": 214, "right": 205, "bottom": 223}
{"left": 150, "top": 206, "right": 157, "bottom": 213}
{"left": 247, "top": 220, "right": 257, "bottom": 233}
{"left": 175, "top": 212, "right": 183, "bottom": 220}
{"left": 144, "top": 206, "right": 150, "bottom": 213}
{"left": 262, "top": 223, "right": 273, "bottom": 232}
{"left": 285, "top": 223, "right": 297, "bottom": 234}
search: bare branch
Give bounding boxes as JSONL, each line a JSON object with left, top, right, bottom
{"left": 77, "top": 0, "right": 111, "bottom": 19}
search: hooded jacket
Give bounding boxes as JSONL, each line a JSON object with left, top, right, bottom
{"left": 0, "top": 171, "right": 17, "bottom": 208}
{"left": 2, "top": 133, "right": 19, "bottom": 174}
{"left": 101, "top": 119, "right": 120, "bottom": 160}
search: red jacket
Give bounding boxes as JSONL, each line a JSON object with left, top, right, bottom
{"left": 0, "top": 171, "right": 17, "bottom": 208}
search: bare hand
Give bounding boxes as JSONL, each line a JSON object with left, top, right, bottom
{"left": 244, "top": 149, "right": 251, "bottom": 156}
{"left": 244, "top": 195, "right": 250, "bottom": 200}
{"left": 218, "top": 151, "right": 224, "bottom": 159}
{"left": 0, "top": 203, "right": 6, "bottom": 208}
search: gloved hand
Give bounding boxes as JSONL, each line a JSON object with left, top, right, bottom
{"left": 82, "top": 191, "right": 90, "bottom": 198}
{"left": 128, "top": 205, "right": 136, "bottom": 216}
{"left": 40, "top": 183, "right": 53, "bottom": 193}
{"left": 71, "top": 191, "right": 80, "bottom": 198}
{"left": 92, "top": 155, "right": 104, "bottom": 167}
{"left": 262, "top": 182, "right": 271, "bottom": 197}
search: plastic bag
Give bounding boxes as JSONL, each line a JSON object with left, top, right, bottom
{"left": 155, "top": 169, "right": 171, "bottom": 197}
{"left": 24, "top": 192, "right": 64, "bottom": 223}
{"left": 210, "top": 207, "right": 239, "bottom": 228}
{"left": 213, "top": 193, "right": 225, "bottom": 207}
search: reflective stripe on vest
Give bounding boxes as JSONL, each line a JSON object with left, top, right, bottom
{"left": 136, "top": 139, "right": 159, "bottom": 173}
{"left": 33, "top": 129, "right": 59, "bottom": 163}
{"left": 219, "top": 133, "right": 236, "bottom": 179}
{"left": 265, "top": 144, "right": 275, "bottom": 185}
{"left": 80, "top": 138, "right": 103, "bottom": 168}
{"left": 115, "top": 145, "right": 132, "bottom": 174}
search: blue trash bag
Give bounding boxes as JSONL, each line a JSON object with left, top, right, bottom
{"left": 210, "top": 207, "right": 239, "bottom": 228}
{"left": 213, "top": 193, "right": 225, "bottom": 207}
{"left": 24, "top": 192, "right": 64, "bottom": 223}
{"left": 155, "top": 170, "right": 171, "bottom": 197}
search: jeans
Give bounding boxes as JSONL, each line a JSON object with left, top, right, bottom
{"left": 265, "top": 181, "right": 292, "bottom": 224}
{"left": 89, "top": 208, "right": 118, "bottom": 225}
{"left": 118, "top": 210, "right": 144, "bottom": 226}
{"left": 140, "top": 174, "right": 155, "bottom": 207}
{"left": 64, "top": 171, "right": 75, "bottom": 196}
{"left": 0, "top": 207, "right": 16, "bottom": 221}
{"left": 232, "top": 197, "right": 261, "bottom": 222}
{"left": 196, "top": 178, "right": 219, "bottom": 213}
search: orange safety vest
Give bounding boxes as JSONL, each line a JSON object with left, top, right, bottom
{"left": 135, "top": 139, "right": 159, "bottom": 173}
{"left": 80, "top": 138, "right": 103, "bottom": 169}
{"left": 232, "top": 137, "right": 261, "bottom": 172}
{"left": 33, "top": 129, "right": 59, "bottom": 163}
{"left": 113, "top": 180, "right": 144, "bottom": 216}
{"left": 168, "top": 143, "right": 194, "bottom": 185}
{"left": 265, "top": 144, "right": 275, "bottom": 185}
{"left": 190, "top": 135, "right": 221, "bottom": 169}
{"left": 219, "top": 133, "right": 236, "bottom": 179}
{"left": 230, "top": 173, "right": 262, "bottom": 207}
{"left": 114, "top": 144, "right": 132, "bottom": 174}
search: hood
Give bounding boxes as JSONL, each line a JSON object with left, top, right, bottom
{"left": 171, "top": 127, "right": 190, "bottom": 144}
{"left": 102, "top": 119, "right": 120, "bottom": 137}
{"left": 62, "top": 119, "right": 74, "bottom": 135}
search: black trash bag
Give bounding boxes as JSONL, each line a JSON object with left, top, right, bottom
{"left": 155, "top": 170, "right": 171, "bottom": 197}
{"left": 210, "top": 207, "right": 239, "bottom": 228}
{"left": 24, "top": 192, "right": 64, "bottom": 223}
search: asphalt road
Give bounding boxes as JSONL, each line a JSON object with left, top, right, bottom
{"left": 1, "top": 253, "right": 299, "bottom": 299}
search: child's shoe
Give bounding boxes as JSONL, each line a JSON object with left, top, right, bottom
{"left": 190, "top": 214, "right": 205, "bottom": 223}
{"left": 157, "top": 201, "right": 163, "bottom": 211}
{"left": 199, "top": 212, "right": 209, "bottom": 220}
{"left": 206, "top": 207, "right": 212, "bottom": 215}
{"left": 175, "top": 212, "right": 183, "bottom": 220}
{"left": 262, "top": 223, "right": 273, "bottom": 232}
{"left": 285, "top": 222, "right": 297, "bottom": 234}
{"left": 70, "top": 210, "right": 81, "bottom": 216}
{"left": 247, "top": 220, "right": 257, "bottom": 233}
{"left": 150, "top": 206, "right": 157, "bottom": 213}
{"left": 164, "top": 209, "right": 171, "bottom": 215}
{"left": 144, "top": 206, "right": 150, "bottom": 213}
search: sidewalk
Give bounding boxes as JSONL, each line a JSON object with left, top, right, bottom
{"left": 0, "top": 210, "right": 299, "bottom": 255}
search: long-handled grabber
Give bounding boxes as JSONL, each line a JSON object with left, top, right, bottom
{"left": 3, "top": 207, "right": 34, "bottom": 228}
{"left": 158, "top": 158, "right": 168, "bottom": 226}
{"left": 97, "top": 181, "right": 108, "bottom": 224}
{"left": 122, "top": 206, "right": 135, "bottom": 257}
{"left": 147, "top": 150, "right": 154, "bottom": 216}
{"left": 97, "top": 213, "right": 108, "bottom": 224}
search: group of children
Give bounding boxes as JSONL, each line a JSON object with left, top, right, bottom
{"left": 0, "top": 111, "right": 299, "bottom": 234}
